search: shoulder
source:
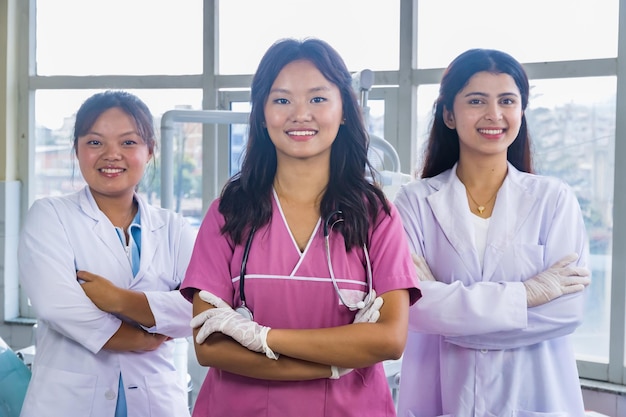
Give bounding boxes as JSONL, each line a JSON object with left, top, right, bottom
{"left": 27, "top": 191, "right": 80, "bottom": 218}
{"left": 135, "top": 194, "right": 191, "bottom": 234}
{"left": 393, "top": 168, "right": 452, "bottom": 211}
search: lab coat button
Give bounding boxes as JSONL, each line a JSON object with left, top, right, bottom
{"left": 105, "top": 389, "right": 117, "bottom": 400}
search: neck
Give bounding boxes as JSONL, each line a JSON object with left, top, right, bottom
{"left": 456, "top": 157, "right": 508, "bottom": 189}
{"left": 456, "top": 157, "right": 507, "bottom": 217}
{"left": 93, "top": 193, "right": 137, "bottom": 229}
{"left": 274, "top": 161, "right": 329, "bottom": 207}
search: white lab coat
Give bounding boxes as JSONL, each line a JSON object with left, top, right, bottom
{"left": 18, "top": 186, "right": 196, "bottom": 417}
{"left": 394, "top": 163, "right": 588, "bottom": 417}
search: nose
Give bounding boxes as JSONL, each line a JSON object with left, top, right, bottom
{"left": 102, "top": 143, "right": 122, "bottom": 160}
{"left": 292, "top": 101, "right": 312, "bottom": 122}
{"left": 484, "top": 102, "right": 502, "bottom": 121}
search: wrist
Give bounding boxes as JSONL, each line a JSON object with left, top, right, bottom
{"left": 261, "top": 327, "right": 279, "bottom": 360}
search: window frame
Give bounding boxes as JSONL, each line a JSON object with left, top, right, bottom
{"left": 11, "top": 0, "right": 626, "bottom": 385}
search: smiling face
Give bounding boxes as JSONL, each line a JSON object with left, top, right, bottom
{"left": 76, "top": 107, "right": 152, "bottom": 203}
{"left": 263, "top": 59, "right": 344, "bottom": 165}
{"left": 443, "top": 71, "right": 523, "bottom": 160}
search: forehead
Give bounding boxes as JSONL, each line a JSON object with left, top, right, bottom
{"left": 460, "top": 71, "right": 520, "bottom": 96}
{"left": 88, "top": 107, "right": 138, "bottom": 132}
{"left": 270, "top": 59, "right": 335, "bottom": 91}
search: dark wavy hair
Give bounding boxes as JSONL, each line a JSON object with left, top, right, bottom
{"left": 219, "top": 38, "right": 389, "bottom": 249}
{"left": 421, "top": 48, "right": 533, "bottom": 178}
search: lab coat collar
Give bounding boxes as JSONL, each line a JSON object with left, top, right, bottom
{"left": 77, "top": 187, "right": 166, "bottom": 282}
{"left": 426, "top": 162, "right": 536, "bottom": 281}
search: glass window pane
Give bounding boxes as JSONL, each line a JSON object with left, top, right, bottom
{"left": 229, "top": 102, "right": 251, "bottom": 176}
{"left": 35, "top": 89, "right": 203, "bottom": 222}
{"left": 416, "top": 77, "right": 615, "bottom": 363}
{"left": 218, "top": 0, "right": 400, "bottom": 74}
{"left": 528, "top": 77, "right": 614, "bottom": 363}
{"left": 36, "top": 0, "right": 203, "bottom": 75}
{"left": 417, "top": 0, "right": 618, "bottom": 69}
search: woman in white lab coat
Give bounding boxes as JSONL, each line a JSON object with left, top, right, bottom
{"left": 18, "top": 91, "right": 195, "bottom": 417}
{"left": 394, "top": 49, "right": 592, "bottom": 417}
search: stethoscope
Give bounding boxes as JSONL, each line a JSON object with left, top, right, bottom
{"left": 235, "top": 210, "right": 374, "bottom": 320}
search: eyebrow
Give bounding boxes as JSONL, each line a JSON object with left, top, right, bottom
{"left": 463, "top": 91, "right": 519, "bottom": 98}
{"left": 84, "top": 130, "right": 139, "bottom": 137}
{"left": 269, "top": 85, "right": 332, "bottom": 95}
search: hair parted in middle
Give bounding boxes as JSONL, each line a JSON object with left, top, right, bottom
{"left": 218, "top": 37, "right": 389, "bottom": 249}
{"left": 421, "top": 48, "right": 534, "bottom": 179}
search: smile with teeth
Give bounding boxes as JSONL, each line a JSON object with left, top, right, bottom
{"left": 100, "top": 168, "right": 125, "bottom": 174}
{"left": 287, "top": 130, "right": 316, "bottom": 136}
{"left": 478, "top": 128, "right": 504, "bottom": 135}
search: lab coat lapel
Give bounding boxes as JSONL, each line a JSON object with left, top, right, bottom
{"left": 482, "top": 164, "right": 536, "bottom": 281}
{"left": 427, "top": 168, "right": 481, "bottom": 274}
{"left": 78, "top": 187, "right": 133, "bottom": 274}
{"left": 132, "top": 195, "right": 165, "bottom": 282}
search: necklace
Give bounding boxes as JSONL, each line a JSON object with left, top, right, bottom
{"left": 465, "top": 188, "right": 498, "bottom": 215}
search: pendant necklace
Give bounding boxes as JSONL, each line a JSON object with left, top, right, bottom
{"left": 466, "top": 188, "right": 498, "bottom": 215}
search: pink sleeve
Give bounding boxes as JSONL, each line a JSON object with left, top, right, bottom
{"left": 180, "top": 199, "right": 236, "bottom": 305}
{"left": 369, "top": 202, "right": 421, "bottom": 305}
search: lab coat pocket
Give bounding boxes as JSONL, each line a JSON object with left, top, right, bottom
{"left": 498, "top": 243, "right": 544, "bottom": 280}
{"left": 20, "top": 365, "right": 96, "bottom": 416}
{"left": 145, "top": 369, "right": 189, "bottom": 416}
{"left": 512, "top": 411, "right": 568, "bottom": 417}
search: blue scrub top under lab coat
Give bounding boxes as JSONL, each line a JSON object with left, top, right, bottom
{"left": 18, "top": 186, "right": 196, "bottom": 417}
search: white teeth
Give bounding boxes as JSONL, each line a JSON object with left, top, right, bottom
{"left": 288, "top": 130, "right": 316, "bottom": 136}
{"left": 479, "top": 129, "right": 503, "bottom": 135}
{"left": 100, "top": 168, "right": 124, "bottom": 174}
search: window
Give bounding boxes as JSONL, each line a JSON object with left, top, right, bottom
{"left": 218, "top": 0, "right": 401, "bottom": 74}
{"left": 36, "top": 0, "right": 203, "bottom": 76}
{"left": 417, "top": 0, "right": 619, "bottom": 69}
{"left": 10, "top": 0, "right": 626, "bottom": 388}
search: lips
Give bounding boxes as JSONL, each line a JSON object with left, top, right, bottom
{"left": 99, "top": 167, "right": 125, "bottom": 174}
{"left": 478, "top": 128, "right": 504, "bottom": 135}
{"left": 287, "top": 130, "right": 317, "bottom": 136}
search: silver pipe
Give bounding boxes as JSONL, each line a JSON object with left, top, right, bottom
{"left": 160, "top": 110, "right": 249, "bottom": 210}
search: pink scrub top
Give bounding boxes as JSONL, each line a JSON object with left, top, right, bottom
{"left": 181, "top": 193, "right": 420, "bottom": 417}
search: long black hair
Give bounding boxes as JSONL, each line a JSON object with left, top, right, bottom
{"left": 219, "top": 38, "right": 389, "bottom": 249}
{"left": 421, "top": 48, "right": 534, "bottom": 178}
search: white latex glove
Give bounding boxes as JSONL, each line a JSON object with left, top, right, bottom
{"left": 353, "top": 290, "right": 383, "bottom": 323}
{"left": 329, "top": 365, "right": 354, "bottom": 379}
{"left": 523, "top": 253, "right": 591, "bottom": 308}
{"left": 412, "top": 253, "right": 436, "bottom": 281}
{"left": 197, "top": 290, "right": 231, "bottom": 308}
{"left": 190, "top": 306, "right": 279, "bottom": 360}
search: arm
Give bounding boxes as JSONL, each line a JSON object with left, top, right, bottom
{"left": 191, "top": 291, "right": 333, "bottom": 381}
{"left": 266, "top": 289, "right": 409, "bottom": 368}
{"left": 193, "top": 288, "right": 409, "bottom": 372}
{"left": 445, "top": 184, "right": 590, "bottom": 349}
{"left": 18, "top": 199, "right": 122, "bottom": 354}
{"left": 102, "top": 321, "right": 169, "bottom": 352}
{"left": 394, "top": 187, "right": 528, "bottom": 336}
{"left": 78, "top": 270, "right": 156, "bottom": 327}
{"left": 78, "top": 216, "right": 196, "bottom": 338}
{"left": 408, "top": 279, "right": 528, "bottom": 336}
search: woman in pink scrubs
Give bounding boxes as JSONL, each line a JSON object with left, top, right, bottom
{"left": 181, "top": 38, "right": 420, "bottom": 417}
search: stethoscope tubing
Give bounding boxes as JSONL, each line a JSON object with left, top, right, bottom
{"left": 238, "top": 210, "right": 373, "bottom": 317}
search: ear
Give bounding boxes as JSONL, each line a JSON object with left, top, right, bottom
{"left": 443, "top": 107, "right": 456, "bottom": 129}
